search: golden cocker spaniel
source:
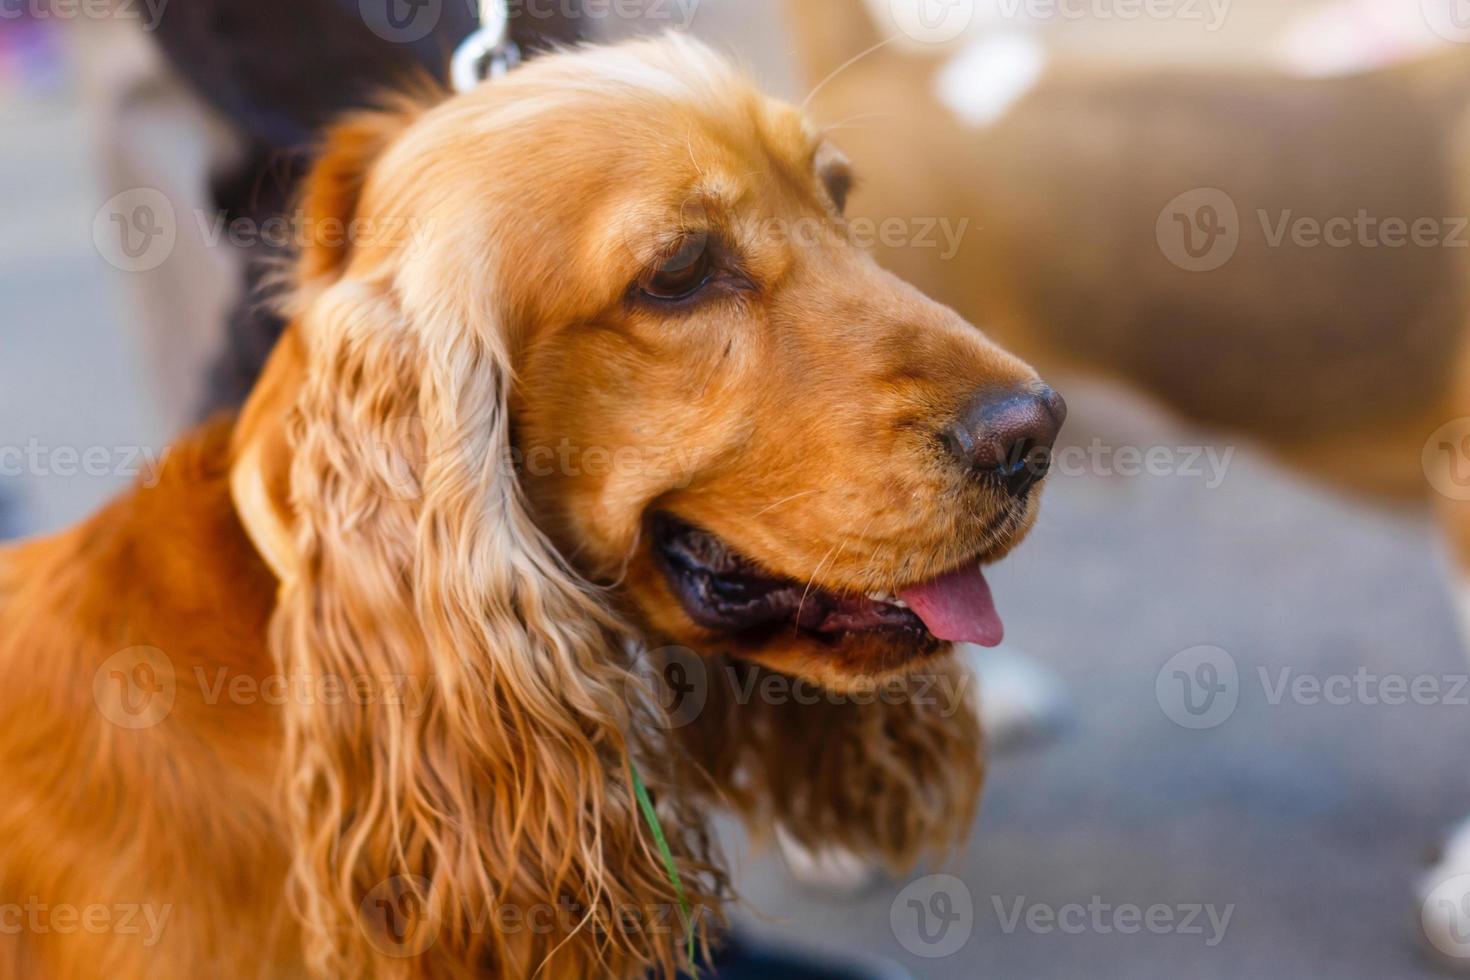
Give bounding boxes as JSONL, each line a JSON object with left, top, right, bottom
{"left": 0, "top": 35, "right": 1063, "bottom": 979}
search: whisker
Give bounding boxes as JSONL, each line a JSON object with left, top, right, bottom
{"left": 980, "top": 503, "right": 1024, "bottom": 553}
{"left": 802, "top": 34, "right": 902, "bottom": 111}
{"left": 792, "top": 514, "right": 878, "bottom": 635}
{"left": 606, "top": 522, "right": 644, "bottom": 590}
{"left": 751, "top": 489, "right": 822, "bottom": 519}
{"left": 821, "top": 111, "right": 893, "bottom": 134}
{"left": 794, "top": 541, "right": 841, "bottom": 634}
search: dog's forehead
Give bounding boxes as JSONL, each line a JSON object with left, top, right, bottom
{"left": 486, "top": 37, "right": 820, "bottom": 180}
{"left": 391, "top": 37, "right": 826, "bottom": 210}
{"left": 380, "top": 39, "right": 833, "bottom": 278}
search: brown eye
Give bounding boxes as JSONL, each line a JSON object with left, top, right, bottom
{"left": 824, "top": 169, "right": 854, "bottom": 214}
{"left": 641, "top": 235, "right": 714, "bottom": 302}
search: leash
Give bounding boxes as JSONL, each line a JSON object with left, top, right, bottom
{"left": 630, "top": 762, "right": 698, "bottom": 968}
{"left": 451, "top": 0, "right": 522, "bottom": 93}
{"left": 452, "top": 8, "right": 695, "bottom": 964}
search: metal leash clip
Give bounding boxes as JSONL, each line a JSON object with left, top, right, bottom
{"left": 451, "top": 0, "right": 522, "bottom": 93}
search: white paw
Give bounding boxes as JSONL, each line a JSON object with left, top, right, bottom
{"left": 959, "top": 642, "right": 1072, "bottom": 751}
{"left": 1419, "top": 817, "right": 1470, "bottom": 968}
{"left": 775, "top": 825, "right": 883, "bottom": 896}
{"left": 934, "top": 32, "right": 1048, "bottom": 129}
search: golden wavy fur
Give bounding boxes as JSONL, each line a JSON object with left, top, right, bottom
{"left": 0, "top": 36, "right": 1054, "bottom": 978}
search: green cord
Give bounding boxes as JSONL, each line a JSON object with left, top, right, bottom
{"left": 629, "top": 762, "right": 697, "bottom": 969}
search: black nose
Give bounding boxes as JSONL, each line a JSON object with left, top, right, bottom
{"left": 944, "top": 384, "right": 1067, "bottom": 496}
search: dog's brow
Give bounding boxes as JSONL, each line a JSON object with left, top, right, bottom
{"left": 813, "top": 142, "right": 851, "bottom": 179}
{"left": 625, "top": 184, "right": 736, "bottom": 267}
{"left": 692, "top": 176, "right": 744, "bottom": 209}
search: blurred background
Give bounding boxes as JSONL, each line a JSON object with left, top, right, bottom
{"left": 6, "top": 0, "right": 1470, "bottom": 977}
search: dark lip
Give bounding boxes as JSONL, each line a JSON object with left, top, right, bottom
{"left": 649, "top": 513, "right": 934, "bottom": 645}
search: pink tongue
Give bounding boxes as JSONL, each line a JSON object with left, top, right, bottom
{"left": 899, "top": 565, "right": 1004, "bottom": 647}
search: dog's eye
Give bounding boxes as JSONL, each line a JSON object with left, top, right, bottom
{"left": 641, "top": 235, "right": 715, "bottom": 303}
{"left": 824, "top": 169, "right": 854, "bottom": 214}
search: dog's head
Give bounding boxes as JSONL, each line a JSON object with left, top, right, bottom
{"left": 231, "top": 35, "right": 1058, "bottom": 978}
{"left": 323, "top": 37, "right": 1058, "bottom": 686}
{"left": 514, "top": 46, "right": 1064, "bottom": 685}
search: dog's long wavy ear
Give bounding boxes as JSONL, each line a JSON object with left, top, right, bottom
{"left": 672, "top": 653, "right": 983, "bottom": 871}
{"left": 233, "top": 102, "right": 721, "bottom": 980}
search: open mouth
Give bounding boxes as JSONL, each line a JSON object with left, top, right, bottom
{"left": 650, "top": 513, "right": 1004, "bottom": 648}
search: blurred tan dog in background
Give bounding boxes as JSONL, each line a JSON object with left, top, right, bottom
{"left": 787, "top": 0, "right": 1470, "bottom": 960}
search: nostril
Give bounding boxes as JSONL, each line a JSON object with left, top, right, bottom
{"left": 945, "top": 383, "right": 1066, "bottom": 495}
{"left": 1000, "top": 438, "right": 1037, "bottom": 475}
{"left": 944, "top": 421, "right": 977, "bottom": 462}
{"left": 998, "top": 438, "right": 1052, "bottom": 496}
